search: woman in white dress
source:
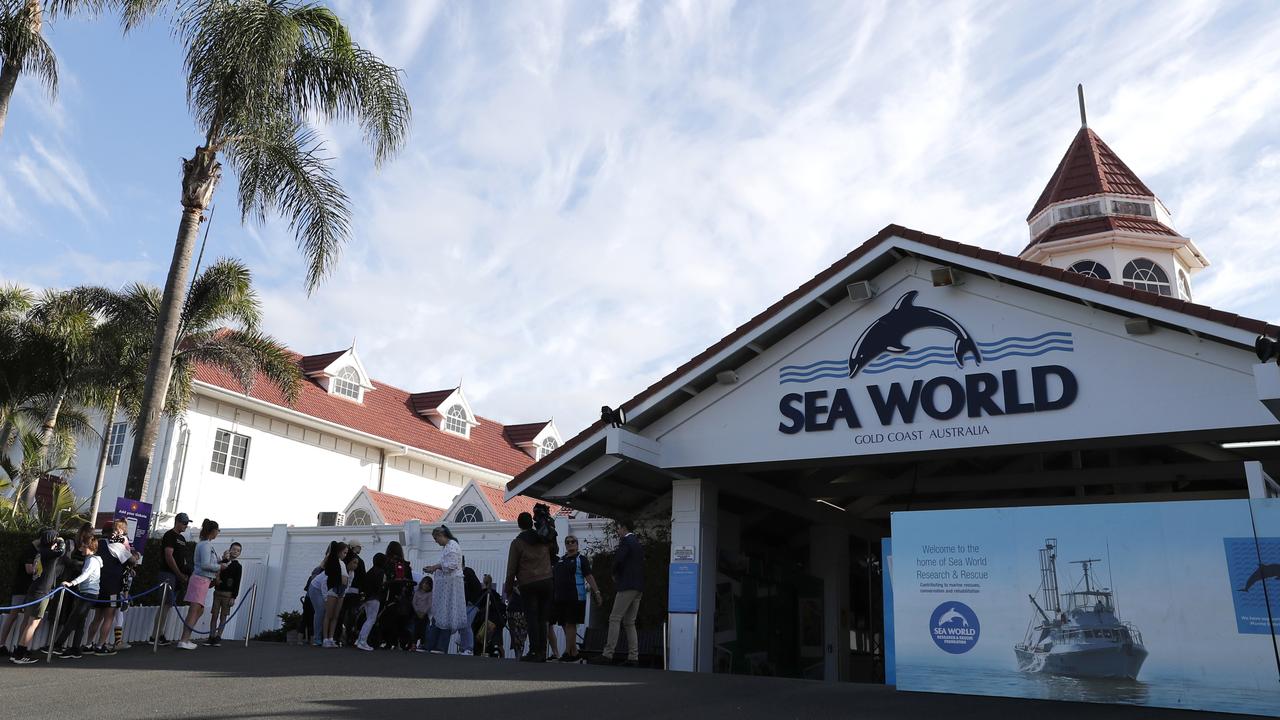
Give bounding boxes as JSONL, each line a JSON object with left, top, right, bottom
{"left": 424, "top": 526, "right": 466, "bottom": 653}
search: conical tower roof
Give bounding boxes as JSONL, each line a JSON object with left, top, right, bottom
{"left": 1026, "top": 127, "right": 1155, "bottom": 221}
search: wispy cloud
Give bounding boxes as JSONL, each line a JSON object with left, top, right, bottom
{"left": 12, "top": 136, "right": 106, "bottom": 221}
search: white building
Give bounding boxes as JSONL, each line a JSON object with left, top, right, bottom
{"left": 72, "top": 345, "right": 562, "bottom": 529}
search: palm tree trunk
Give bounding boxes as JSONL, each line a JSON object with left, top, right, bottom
{"left": 88, "top": 388, "right": 120, "bottom": 522}
{"left": 0, "top": 58, "right": 19, "bottom": 145}
{"left": 19, "top": 383, "right": 67, "bottom": 509}
{"left": 124, "top": 146, "right": 221, "bottom": 500}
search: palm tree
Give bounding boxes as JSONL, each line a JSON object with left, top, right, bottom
{"left": 0, "top": 1, "right": 154, "bottom": 144}
{"left": 124, "top": 0, "right": 410, "bottom": 500}
{"left": 102, "top": 258, "right": 302, "bottom": 503}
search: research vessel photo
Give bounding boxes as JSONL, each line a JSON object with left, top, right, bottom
{"left": 1014, "top": 538, "right": 1148, "bottom": 679}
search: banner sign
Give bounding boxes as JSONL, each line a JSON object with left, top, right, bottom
{"left": 113, "top": 497, "right": 153, "bottom": 557}
{"left": 892, "top": 499, "right": 1280, "bottom": 717}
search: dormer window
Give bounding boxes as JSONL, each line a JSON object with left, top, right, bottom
{"left": 444, "top": 404, "right": 470, "bottom": 437}
{"left": 1122, "top": 258, "right": 1172, "bottom": 297}
{"left": 331, "top": 367, "right": 363, "bottom": 401}
{"left": 537, "top": 437, "right": 559, "bottom": 460}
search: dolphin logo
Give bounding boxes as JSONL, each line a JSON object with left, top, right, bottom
{"left": 938, "top": 607, "right": 969, "bottom": 626}
{"left": 1240, "top": 563, "right": 1280, "bottom": 592}
{"left": 848, "top": 290, "right": 982, "bottom": 377}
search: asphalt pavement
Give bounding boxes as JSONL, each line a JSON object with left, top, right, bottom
{"left": 0, "top": 643, "right": 1266, "bottom": 720}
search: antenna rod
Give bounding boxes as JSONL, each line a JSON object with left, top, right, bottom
{"left": 1077, "top": 83, "right": 1088, "bottom": 128}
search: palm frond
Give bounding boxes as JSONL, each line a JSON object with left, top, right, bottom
{"left": 227, "top": 123, "right": 350, "bottom": 292}
{"left": 180, "top": 256, "right": 261, "bottom": 335}
{"left": 0, "top": 1, "right": 58, "bottom": 97}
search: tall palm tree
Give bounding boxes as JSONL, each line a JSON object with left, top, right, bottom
{"left": 124, "top": 0, "right": 410, "bottom": 500}
{"left": 0, "top": 0, "right": 154, "bottom": 144}
{"left": 102, "top": 258, "right": 302, "bottom": 503}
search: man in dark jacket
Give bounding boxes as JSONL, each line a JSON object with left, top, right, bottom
{"left": 505, "top": 512, "right": 553, "bottom": 662}
{"left": 598, "top": 519, "right": 644, "bottom": 666}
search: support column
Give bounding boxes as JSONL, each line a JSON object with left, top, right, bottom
{"left": 260, "top": 523, "right": 290, "bottom": 632}
{"left": 669, "top": 477, "right": 717, "bottom": 672}
{"left": 811, "top": 524, "right": 851, "bottom": 682}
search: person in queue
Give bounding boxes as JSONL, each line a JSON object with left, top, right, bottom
{"left": 425, "top": 526, "right": 466, "bottom": 653}
{"left": 552, "top": 534, "right": 601, "bottom": 663}
{"left": 86, "top": 520, "right": 138, "bottom": 656}
{"left": 154, "top": 512, "right": 192, "bottom": 646}
{"left": 54, "top": 535, "right": 102, "bottom": 658}
{"left": 305, "top": 543, "right": 336, "bottom": 645}
{"left": 410, "top": 575, "right": 433, "bottom": 652}
{"left": 177, "top": 519, "right": 225, "bottom": 650}
{"left": 382, "top": 541, "right": 414, "bottom": 649}
{"left": 336, "top": 541, "right": 365, "bottom": 645}
{"left": 0, "top": 532, "right": 38, "bottom": 659}
{"left": 207, "top": 541, "right": 243, "bottom": 647}
{"left": 473, "top": 574, "right": 506, "bottom": 657}
{"left": 505, "top": 512, "right": 554, "bottom": 662}
{"left": 8, "top": 528, "right": 69, "bottom": 664}
{"left": 319, "top": 542, "right": 352, "bottom": 647}
{"left": 354, "top": 552, "right": 387, "bottom": 652}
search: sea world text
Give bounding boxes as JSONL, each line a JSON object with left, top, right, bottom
{"left": 777, "top": 365, "right": 1077, "bottom": 434}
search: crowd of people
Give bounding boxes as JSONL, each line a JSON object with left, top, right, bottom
{"left": 2, "top": 506, "right": 647, "bottom": 667}
{"left": 300, "top": 510, "right": 646, "bottom": 665}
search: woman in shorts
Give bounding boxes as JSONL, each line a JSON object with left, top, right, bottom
{"left": 177, "top": 519, "right": 225, "bottom": 650}
{"left": 87, "top": 520, "right": 139, "bottom": 656}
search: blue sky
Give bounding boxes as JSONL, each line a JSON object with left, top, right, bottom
{"left": 3, "top": 1, "right": 1280, "bottom": 435}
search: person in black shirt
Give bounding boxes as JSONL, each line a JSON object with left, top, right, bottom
{"left": 0, "top": 539, "right": 39, "bottom": 658}
{"left": 154, "top": 513, "right": 192, "bottom": 646}
{"left": 552, "top": 535, "right": 601, "bottom": 662}
{"left": 10, "top": 529, "right": 69, "bottom": 665}
{"left": 207, "top": 542, "right": 242, "bottom": 647}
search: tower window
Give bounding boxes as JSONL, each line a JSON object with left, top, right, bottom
{"left": 444, "top": 404, "right": 469, "bottom": 437}
{"left": 1067, "top": 260, "right": 1111, "bottom": 280}
{"left": 331, "top": 367, "right": 362, "bottom": 401}
{"left": 346, "top": 509, "right": 372, "bottom": 526}
{"left": 537, "top": 437, "right": 559, "bottom": 460}
{"left": 1112, "top": 200, "right": 1153, "bottom": 217}
{"left": 1056, "top": 201, "right": 1102, "bottom": 222}
{"left": 1122, "top": 258, "right": 1172, "bottom": 297}
{"left": 454, "top": 504, "right": 483, "bottom": 523}
{"left": 1177, "top": 269, "right": 1192, "bottom": 301}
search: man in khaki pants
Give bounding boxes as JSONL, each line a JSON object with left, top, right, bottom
{"left": 595, "top": 519, "right": 644, "bottom": 666}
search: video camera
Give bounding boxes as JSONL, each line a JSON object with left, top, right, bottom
{"left": 532, "top": 503, "right": 557, "bottom": 545}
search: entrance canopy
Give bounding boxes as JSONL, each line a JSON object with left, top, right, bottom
{"left": 510, "top": 225, "right": 1280, "bottom": 528}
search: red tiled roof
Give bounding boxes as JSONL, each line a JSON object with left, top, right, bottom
{"left": 364, "top": 488, "right": 446, "bottom": 525}
{"left": 510, "top": 223, "right": 1280, "bottom": 491}
{"left": 1028, "top": 127, "right": 1155, "bottom": 221}
{"left": 504, "top": 422, "right": 549, "bottom": 445}
{"left": 1026, "top": 215, "right": 1180, "bottom": 250}
{"left": 476, "top": 483, "right": 564, "bottom": 521}
{"left": 300, "top": 350, "right": 346, "bottom": 375}
{"left": 194, "top": 357, "right": 548, "bottom": 477}
{"left": 408, "top": 389, "right": 456, "bottom": 415}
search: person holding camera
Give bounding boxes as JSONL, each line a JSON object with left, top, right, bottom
{"left": 505, "top": 511, "right": 554, "bottom": 662}
{"left": 8, "top": 528, "right": 69, "bottom": 665}
{"left": 207, "top": 541, "right": 243, "bottom": 647}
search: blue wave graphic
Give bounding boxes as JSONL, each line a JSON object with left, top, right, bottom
{"left": 778, "top": 332, "right": 1074, "bottom": 384}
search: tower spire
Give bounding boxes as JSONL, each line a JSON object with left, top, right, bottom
{"left": 1077, "top": 84, "right": 1087, "bottom": 128}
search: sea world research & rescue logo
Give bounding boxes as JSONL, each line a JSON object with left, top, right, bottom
{"left": 930, "top": 601, "right": 980, "bottom": 654}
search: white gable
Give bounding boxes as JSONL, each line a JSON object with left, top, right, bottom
{"left": 343, "top": 488, "right": 382, "bottom": 525}
{"left": 647, "top": 259, "right": 1276, "bottom": 468}
{"left": 441, "top": 480, "right": 497, "bottom": 523}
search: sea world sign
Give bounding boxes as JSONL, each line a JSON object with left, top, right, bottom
{"left": 777, "top": 290, "right": 1078, "bottom": 439}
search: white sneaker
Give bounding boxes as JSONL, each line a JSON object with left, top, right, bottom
{"left": 176, "top": 641, "right": 198, "bottom": 650}
{"left": 322, "top": 639, "right": 336, "bottom": 648}
{"left": 355, "top": 641, "right": 373, "bottom": 652}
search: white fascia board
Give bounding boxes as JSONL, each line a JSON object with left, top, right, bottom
{"left": 192, "top": 379, "right": 513, "bottom": 485}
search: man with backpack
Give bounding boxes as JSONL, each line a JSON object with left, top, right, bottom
{"left": 552, "top": 535, "right": 601, "bottom": 663}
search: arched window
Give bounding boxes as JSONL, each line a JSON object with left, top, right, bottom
{"left": 1122, "top": 258, "right": 1172, "bottom": 296}
{"left": 1067, "top": 260, "right": 1111, "bottom": 280}
{"left": 346, "top": 509, "right": 372, "bottom": 526}
{"left": 454, "top": 505, "right": 483, "bottom": 523}
{"left": 1177, "top": 269, "right": 1192, "bottom": 301}
{"left": 444, "top": 404, "right": 469, "bottom": 436}
{"left": 537, "top": 437, "right": 559, "bottom": 460}
{"left": 331, "top": 367, "right": 362, "bottom": 400}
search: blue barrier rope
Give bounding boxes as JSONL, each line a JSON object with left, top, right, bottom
{"left": 168, "top": 585, "right": 257, "bottom": 635}
{"left": 60, "top": 583, "right": 165, "bottom": 605}
{"left": 0, "top": 586, "right": 62, "bottom": 612}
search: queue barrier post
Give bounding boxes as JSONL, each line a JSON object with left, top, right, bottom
{"left": 243, "top": 584, "right": 259, "bottom": 648}
{"left": 45, "top": 588, "right": 67, "bottom": 663}
{"left": 662, "top": 620, "right": 668, "bottom": 671}
{"left": 480, "top": 593, "right": 491, "bottom": 657}
{"left": 152, "top": 583, "right": 169, "bottom": 654}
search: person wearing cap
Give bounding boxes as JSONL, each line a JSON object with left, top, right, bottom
{"left": 154, "top": 513, "right": 192, "bottom": 646}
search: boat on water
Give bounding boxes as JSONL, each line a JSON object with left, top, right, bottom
{"left": 1014, "top": 538, "right": 1148, "bottom": 680}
